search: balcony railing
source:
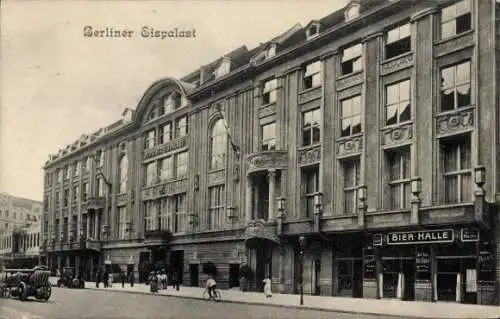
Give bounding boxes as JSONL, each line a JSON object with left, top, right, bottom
{"left": 85, "top": 196, "right": 105, "bottom": 210}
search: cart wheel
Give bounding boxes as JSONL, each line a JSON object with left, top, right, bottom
{"left": 18, "top": 282, "right": 27, "bottom": 301}
{"left": 43, "top": 284, "right": 51, "bottom": 301}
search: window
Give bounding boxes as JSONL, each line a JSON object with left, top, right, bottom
{"left": 65, "top": 166, "right": 70, "bottom": 180}
{"left": 159, "top": 198, "right": 170, "bottom": 231}
{"left": 302, "top": 109, "right": 321, "bottom": 146}
{"left": 63, "top": 189, "right": 69, "bottom": 207}
{"left": 341, "top": 43, "right": 362, "bottom": 76}
{"left": 307, "top": 23, "right": 319, "bottom": 39}
{"left": 145, "top": 130, "right": 156, "bottom": 149}
{"left": 95, "top": 150, "right": 104, "bottom": 168}
{"left": 73, "top": 186, "right": 80, "bottom": 202}
{"left": 387, "top": 148, "right": 411, "bottom": 210}
{"left": 441, "top": 135, "right": 472, "bottom": 203}
{"left": 164, "top": 95, "right": 175, "bottom": 114}
{"left": 145, "top": 162, "right": 157, "bottom": 186}
{"left": 73, "top": 161, "right": 80, "bottom": 176}
{"left": 302, "top": 165, "right": 319, "bottom": 218}
{"left": 176, "top": 152, "right": 188, "bottom": 178}
{"left": 175, "top": 116, "right": 188, "bottom": 138}
{"left": 215, "top": 58, "right": 231, "bottom": 78}
{"left": 385, "top": 79, "right": 411, "bottom": 125}
{"left": 210, "top": 119, "right": 227, "bottom": 170}
{"left": 118, "top": 206, "right": 127, "bottom": 239}
{"left": 441, "top": 0, "right": 471, "bottom": 39}
{"left": 82, "top": 158, "right": 87, "bottom": 172}
{"left": 385, "top": 23, "right": 411, "bottom": 60}
{"left": 119, "top": 155, "right": 128, "bottom": 193}
{"left": 45, "top": 173, "right": 51, "bottom": 186}
{"left": 440, "top": 61, "right": 471, "bottom": 112}
{"left": 208, "top": 185, "right": 225, "bottom": 230}
{"left": 159, "top": 123, "right": 172, "bottom": 144}
{"left": 303, "top": 61, "right": 321, "bottom": 89}
{"left": 144, "top": 201, "right": 155, "bottom": 232}
{"left": 340, "top": 95, "right": 362, "bottom": 137}
{"left": 261, "top": 122, "right": 276, "bottom": 151}
{"left": 343, "top": 159, "right": 360, "bottom": 214}
{"left": 96, "top": 178, "right": 105, "bottom": 196}
{"left": 58, "top": 169, "right": 63, "bottom": 183}
{"left": 172, "top": 193, "right": 186, "bottom": 233}
{"left": 159, "top": 156, "right": 173, "bottom": 181}
{"left": 62, "top": 217, "right": 68, "bottom": 242}
{"left": 267, "top": 44, "right": 277, "bottom": 58}
{"left": 83, "top": 183, "right": 89, "bottom": 201}
{"left": 55, "top": 191, "right": 60, "bottom": 208}
{"left": 262, "top": 79, "right": 277, "bottom": 105}
{"left": 71, "top": 215, "right": 77, "bottom": 241}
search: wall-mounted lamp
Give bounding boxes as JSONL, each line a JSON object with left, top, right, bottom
{"left": 474, "top": 166, "right": 486, "bottom": 188}
{"left": 357, "top": 185, "right": 367, "bottom": 201}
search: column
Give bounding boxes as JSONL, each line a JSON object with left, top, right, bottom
{"left": 245, "top": 175, "right": 253, "bottom": 222}
{"left": 86, "top": 213, "right": 91, "bottom": 239}
{"left": 268, "top": 169, "right": 276, "bottom": 221}
{"left": 94, "top": 213, "right": 99, "bottom": 240}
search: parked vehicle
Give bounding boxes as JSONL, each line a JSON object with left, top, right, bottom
{"left": 0, "top": 266, "right": 51, "bottom": 301}
{"left": 57, "top": 267, "right": 84, "bottom": 289}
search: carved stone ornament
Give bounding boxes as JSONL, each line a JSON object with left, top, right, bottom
{"left": 381, "top": 123, "right": 413, "bottom": 147}
{"left": 436, "top": 108, "right": 474, "bottom": 136}
{"left": 381, "top": 53, "right": 414, "bottom": 76}
{"left": 298, "top": 86, "right": 321, "bottom": 105}
{"left": 298, "top": 146, "right": 321, "bottom": 166}
{"left": 246, "top": 150, "right": 287, "bottom": 174}
{"left": 336, "top": 136, "right": 363, "bottom": 157}
{"left": 258, "top": 104, "right": 276, "bottom": 118}
{"left": 434, "top": 32, "right": 474, "bottom": 58}
{"left": 141, "top": 178, "right": 188, "bottom": 200}
{"left": 337, "top": 72, "right": 363, "bottom": 91}
{"left": 207, "top": 169, "right": 225, "bottom": 185}
{"left": 244, "top": 220, "right": 280, "bottom": 247}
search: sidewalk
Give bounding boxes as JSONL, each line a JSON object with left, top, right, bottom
{"left": 82, "top": 282, "right": 500, "bottom": 319}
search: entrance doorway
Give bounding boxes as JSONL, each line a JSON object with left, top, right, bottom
{"left": 169, "top": 250, "right": 184, "bottom": 284}
{"left": 229, "top": 264, "right": 240, "bottom": 288}
{"left": 437, "top": 257, "right": 477, "bottom": 303}
{"left": 255, "top": 246, "right": 272, "bottom": 291}
{"left": 313, "top": 258, "right": 321, "bottom": 295}
{"left": 381, "top": 257, "right": 415, "bottom": 300}
{"left": 189, "top": 264, "right": 199, "bottom": 287}
{"left": 337, "top": 258, "right": 363, "bottom": 298}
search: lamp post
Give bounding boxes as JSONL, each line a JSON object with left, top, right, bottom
{"left": 277, "top": 197, "right": 286, "bottom": 235}
{"left": 298, "top": 235, "right": 306, "bottom": 305}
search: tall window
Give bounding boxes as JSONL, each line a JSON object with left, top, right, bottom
{"left": 62, "top": 217, "right": 68, "bottom": 242}
{"left": 145, "top": 130, "right": 156, "bottom": 149}
{"left": 96, "top": 178, "right": 105, "bottom": 196}
{"left": 341, "top": 43, "right": 362, "bottom": 76}
{"left": 164, "top": 94, "right": 177, "bottom": 114}
{"left": 95, "top": 150, "right": 104, "bottom": 167}
{"left": 387, "top": 148, "right": 411, "bottom": 210}
{"left": 73, "top": 186, "right": 80, "bottom": 202}
{"left": 208, "top": 185, "right": 225, "bottom": 230}
{"left": 261, "top": 122, "right": 276, "bottom": 151}
{"left": 65, "top": 166, "right": 70, "bottom": 180}
{"left": 302, "top": 165, "right": 319, "bottom": 218}
{"left": 118, "top": 206, "right": 127, "bottom": 239}
{"left": 343, "top": 159, "right": 360, "bottom": 214}
{"left": 83, "top": 183, "right": 89, "bottom": 201}
{"left": 159, "top": 156, "right": 173, "bottom": 181}
{"left": 385, "top": 23, "right": 411, "bottom": 59}
{"left": 340, "top": 95, "right": 362, "bottom": 137}
{"left": 71, "top": 215, "right": 77, "bottom": 241}
{"left": 303, "top": 61, "right": 321, "bottom": 89}
{"left": 172, "top": 194, "right": 186, "bottom": 233}
{"left": 159, "top": 198, "right": 170, "bottom": 231}
{"left": 440, "top": 0, "right": 471, "bottom": 39}
{"left": 159, "top": 123, "right": 172, "bottom": 144}
{"left": 63, "top": 189, "right": 69, "bottom": 207}
{"left": 145, "top": 162, "right": 157, "bottom": 186}
{"left": 441, "top": 135, "right": 472, "bottom": 203}
{"left": 55, "top": 191, "right": 60, "bottom": 208}
{"left": 119, "top": 155, "right": 128, "bottom": 193}
{"left": 175, "top": 116, "right": 188, "bottom": 138}
{"left": 73, "top": 161, "right": 80, "bottom": 176}
{"left": 82, "top": 157, "right": 88, "bottom": 172}
{"left": 262, "top": 79, "right": 277, "bottom": 105}
{"left": 440, "top": 61, "right": 471, "bottom": 112}
{"left": 58, "top": 169, "right": 63, "bottom": 183}
{"left": 209, "top": 119, "right": 227, "bottom": 170}
{"left": 176, "top": 152, "right": 188, "bottom": 178}
{"left": 144, "top": 201, "right": 154, "bottom": 232}
{"left": 385, "top": 79, "right": 411, "bottom": 125}
{"left": 302, "top": 109, "right": 321, "bottom": 146}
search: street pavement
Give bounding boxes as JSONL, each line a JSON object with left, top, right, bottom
{"left": 0, "top": 287, "right": 384, "bottom": 319}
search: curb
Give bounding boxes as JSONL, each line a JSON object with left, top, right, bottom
{"left": 81, "top": 287, "right": 447, "bottom": 319}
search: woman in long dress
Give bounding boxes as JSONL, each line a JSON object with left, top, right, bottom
{"left": 262, "top": 277, "right": 272, "bottom": 298}
{"left": 149, "top": 271, "right": 159, "bottom": 293}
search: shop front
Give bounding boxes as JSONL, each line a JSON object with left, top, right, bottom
{"left": 367, "top": 227, "right": 495, "bottom": 305}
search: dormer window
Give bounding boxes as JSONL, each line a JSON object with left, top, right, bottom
{"left": 164, "top": 92, "right": 182, "bottom": 114}
{"left": 341, "top": 43, "right": 363, "bottom": 76}
{"left": 214, "top": 57, "right": 231, "bottom": 78}
{"left": 267, "top": 44, "right": 277, "bottom": 58}
{"left": 306, "top": 22, "right": 320, "bottom": 40}
{"left": 345, "top": 1, "right": 361, "bottom": 21}
{"left": 385, "top": 23, "right": 411, "bottom": 60}
{"left": 262, "top": 79, "right": 277, "bottom": 105}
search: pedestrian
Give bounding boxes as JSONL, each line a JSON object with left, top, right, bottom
{"left": 121, "top": 271, "right": 126, "bottom": 288}
{"left": 104, "top": 271, "right": 109, "bottom": 288}
{"left": 109, "top": 272, "right": 114, "bottom": 288}
{"left": 129, "top": 271, "right": 135, "bottom": 287}
{"left": 95, "top": 270, "right": 100, "bottom": 288}
{"left": 263, "top": 277, "right": 272, "bottom": 298}
{"left": 172, "top": 271, "right": 179, "bottom": 291}
{"left": 149, "top": 271, "right": 158, "bottom": 293}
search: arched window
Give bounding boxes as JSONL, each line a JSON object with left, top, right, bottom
{"left": 209, "top": 119, "right": 227, "bottom": 170}
{"left": 119, "top": 155, "right": 128, "bottom": 193}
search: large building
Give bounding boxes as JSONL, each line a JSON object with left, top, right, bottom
{"left": 0, "top": 193, "right": 43, "bottom": 268}
{"left": 42, "top": 0, "right": 500, "bottom": 305}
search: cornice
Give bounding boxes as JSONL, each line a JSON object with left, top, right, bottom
{"left": 410, "top": 7, "right": 438, "bottom": 23}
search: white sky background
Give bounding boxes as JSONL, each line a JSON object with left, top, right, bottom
{"left": 0, "top": 0, "right": 347, "bottom": 201}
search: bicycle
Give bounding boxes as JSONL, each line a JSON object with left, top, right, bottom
{"left": 202, "top": 287, "right": 221, "bottom": 301}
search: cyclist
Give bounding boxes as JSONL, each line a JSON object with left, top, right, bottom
{"left": 206, "top": 275, "right": 217, "bottom": 299}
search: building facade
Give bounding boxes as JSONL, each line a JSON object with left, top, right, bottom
{"left": 0, "top": 193, "right": 42, "bottom": 268}
{"left": 42, "top": 0, "right": 500, "bottom": 305}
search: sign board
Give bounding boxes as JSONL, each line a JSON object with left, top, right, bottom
{"left": 387, "top": 229, "right": 454, "bottom": 245}
{"left": 460, "top": 228, "right": 479, "bottom": 242}
{"left": 466, "top": 269, "right": 477, "bottom": 293}
{"left": 373, "top": 233, "right": 383, "bottom": 247}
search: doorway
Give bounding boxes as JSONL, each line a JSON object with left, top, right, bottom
{"left": 337, "top": 258, "right": 363, "bottom": 298}
{"left": 169, "top": 250, "right": 184, "bottom": 284}
{"left": 313, "top": 258, "right": 321, "bottom": 295}
{"left": 229, "top": 264, "right": 240, "bottom": 288}
{"left": 189, "top": 264, "right": 199, "bottom": 287}
{"left": 382, "top": 257, "right": 415, "bottom": 300}
{"left": 255, "top": 246, "right": 272, "bottom": 291}
{"left": 437, "top": 257, "right": 477, "bottom": 303}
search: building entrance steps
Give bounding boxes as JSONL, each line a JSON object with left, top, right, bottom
{"left": 82, "top": 282, "right": 500, "bottom": 319}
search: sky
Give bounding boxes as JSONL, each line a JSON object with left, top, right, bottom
{"left": 0, "top": 0, "right": 347, "bottom": 201}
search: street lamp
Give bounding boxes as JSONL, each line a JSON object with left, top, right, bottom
{"left": 298, "top": 235, "right": 306, "bottom": 305}
{"left": 277, "top": 197, "right": 286, "bottom": 236}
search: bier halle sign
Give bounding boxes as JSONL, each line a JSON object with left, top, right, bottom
{"left": 387, "top": 229, "right": 454, "bottom": 245}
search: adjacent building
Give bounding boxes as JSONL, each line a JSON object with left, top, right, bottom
{"left": 0, "top": 193, "right": 43, "bottom": 268}
{"left": 41, "top": 0, "right": 500, "bottom": 305}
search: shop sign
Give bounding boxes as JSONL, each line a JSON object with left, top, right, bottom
{"left": 460, "top": 228, "right": 479, "bottom": 242}
{"left": 386, "top": 229, "right": 454, "bottom": 245}
{"left": 373, "top": 233, "right": 383, "bottom": 247}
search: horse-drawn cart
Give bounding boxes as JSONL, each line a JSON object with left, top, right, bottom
{"left": 0, "top": 266, "right": 52, "bottom": 301}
